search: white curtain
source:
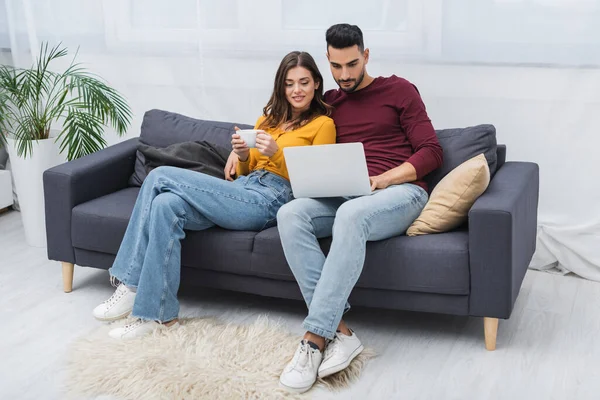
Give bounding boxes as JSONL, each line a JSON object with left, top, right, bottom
{"left": 2, "top": 0, "right": 599, "bottom": 279}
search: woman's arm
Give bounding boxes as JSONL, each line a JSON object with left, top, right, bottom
{"left": 224, "top": 151, "right": 239, "bottom": 181}
{"left": 235, "top": 117, "right": 265, "bottom": 177}
{"left": 258, "top": 117, "right": 337, "bottom": 174}
{"left": 235, "top": 148, "right": 256, "bottom": 177}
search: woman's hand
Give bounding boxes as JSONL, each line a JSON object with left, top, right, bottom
{"left": 256, "top": 131, "right": 279, "bottom": 157}
{"left": 224, "top": 151, "right": 239, "bottom": 181}
{"left": 231, "top": 126, "right": 250, "bottom": 162}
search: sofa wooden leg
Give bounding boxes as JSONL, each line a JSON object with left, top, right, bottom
{"left": 484, "top": 317, "right": 499, "bottom": 351}
{"left": 62, "top": 262, "right": 74, "bottom": 293}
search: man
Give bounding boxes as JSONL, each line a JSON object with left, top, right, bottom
{"left": 226, "top": 24, "right": 443, "bottom": 393}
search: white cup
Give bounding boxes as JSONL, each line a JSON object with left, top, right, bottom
{"left": 236, "top": 129, "right": 259, "bottom": 148}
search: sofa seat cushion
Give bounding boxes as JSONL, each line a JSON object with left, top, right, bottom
{"left": 72, "top": 187, "right": 141, "bottom": 253}
{"left": 72, "top": 187, "right": 258, "bottom": 276}
{"left": 251, "top": 227, "right": 470, "bottom": 295}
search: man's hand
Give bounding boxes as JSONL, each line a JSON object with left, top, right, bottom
{"left": 224, "top": 151, "right": 239, "bottom": 181}
{"left": 369, "top": 175, "right": 391, "bottom": 191}
{"left": 256, "top": 131, "right": 279, "bottom": 157}
{"left": 369, "top": 162, "right": 417, "bottom": 190}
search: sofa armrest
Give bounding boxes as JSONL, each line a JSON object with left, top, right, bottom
{"left": 43, "top": 137, "right": 139, "bottom": 263}
{"left": 468, "top": 161, "right": 539, "bottom": 319}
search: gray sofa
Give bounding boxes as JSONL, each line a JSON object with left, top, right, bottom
{"left": 43, "top": 109, "right": 539, "bottom": 350}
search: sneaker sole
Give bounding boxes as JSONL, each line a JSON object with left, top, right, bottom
{"left": 318, "top": 344, "right": 364, "bottom": 378}
{"left": 278, "top": 379, "right": 314, "bottom": 394}
{"left": 93, "top": 309, "right": 132, "bottom": 322}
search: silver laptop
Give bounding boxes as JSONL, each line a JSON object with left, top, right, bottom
{"left": 283, "top": 143, "right": 372, "bottom": 198}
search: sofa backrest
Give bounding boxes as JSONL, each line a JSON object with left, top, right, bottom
{"left": 496, "top": 144, "right": 506, "bottom": 170}
{"left": 425, "top": 124, "right": 498, "bottom": 191}
{"left": 134, "top": 110, "right": 501, "bottom": 192}
{"left": 129, "top": 110, "right": 254, "bottom": 186}
{"left": 139, "top": 109, "right": 253, "bottom": 151}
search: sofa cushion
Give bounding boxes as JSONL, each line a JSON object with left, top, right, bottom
{"left": 251, "top": 227, "right": 470, "bottom": 295}
{"left": 72, "top": 187, "right": 258, "bottom": 276}
{"left": 426, "top": 124, "right": 497, "bottom": 191}
{"left": 129, "top": 109, "right": 253, "bottom": 186}
{"left": 72, "top": 187, "right": 140, "bottom": 252}
{"left": 180, "top": 228, "right": 257, "bottom": 276}
{"left": 132, "top": 141, "right": 232, "bottom": 185}
{"left": 407, "top": 153, "right": 491, "bottom": 236}
{"left": 139, "top": 109, "right": 254, "bottom": 150}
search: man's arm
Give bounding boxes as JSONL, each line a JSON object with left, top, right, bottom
{"left": 370, "top": 161, "right": 417, "bottom": 190}
{"left": 371, "top": 83, "right": 443, "bottom": 190}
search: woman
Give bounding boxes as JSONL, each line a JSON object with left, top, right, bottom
{"left": 93, "top": 51, "right": 336, "bottom": 339}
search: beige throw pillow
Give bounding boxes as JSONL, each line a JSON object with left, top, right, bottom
{"left": 407, "top": 153, "right": 490, "bottom": 236}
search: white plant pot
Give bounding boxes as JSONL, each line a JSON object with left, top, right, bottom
{"left": 5, "top": 135, "right": 67, "bottom": 247}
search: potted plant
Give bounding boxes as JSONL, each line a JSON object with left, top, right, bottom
{"left": 0, "top": 43, "right": 131, "bottom": 247}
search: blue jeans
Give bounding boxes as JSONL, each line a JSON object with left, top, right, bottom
{"left": 109, "top": 166, "right": 293, "bottom": 322}
{"left": 276, "top": 183, "right": 428, "bottom": 339}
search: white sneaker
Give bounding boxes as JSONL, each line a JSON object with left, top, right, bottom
{"left": 92, "top": 283, "right": 136, "bottom": 321}
{"left": 279, "top": 340, "right": 323, "bottom": 393}
{"left": 108, "top": 318, "right": 179, "bottom": 340}
{"left": 318, "top": 330, "right": 364, "bottom": 378}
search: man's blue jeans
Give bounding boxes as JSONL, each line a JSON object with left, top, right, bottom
{"left": 109, "top": 166, "right": 292, "bottom": 322}
{"left": 276, "top": 183, "right": 428, "bottom": 339}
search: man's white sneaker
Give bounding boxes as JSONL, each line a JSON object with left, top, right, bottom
{"left": 92, "top": 283, "right": 136, "bottom": 321}
{"left": 318, "top": 330, "right": 364, "bottom": 378}
{"left": 279, "top": 340, "right": 323, "bottom": 393}
{"left": 108, "top": 318, "right": 179, "bottom": 340}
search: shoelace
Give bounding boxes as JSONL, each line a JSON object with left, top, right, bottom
{"left": 288, "top": 342, "right": 316, "bottom": 372}
{"left": 124, "top": 318, "right": 145, "bottom": 331}
{"left": 104, "top": 284, "right": 127, "bottom": 307}
{"left": 324, "top": 334, "right": 341, "bottom": 360}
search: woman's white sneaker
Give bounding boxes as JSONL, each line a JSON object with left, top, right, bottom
{"left": 279, "top": 340, "right": 323, "bottom": 393}
{"left": 108, "top": 318, "right": 179, "bottom": 340}
{"left": 318, "top": 330, "right": 364, "bottom": 378}
{"left": 92, "top": 283, "right": 136, "bottom": 321}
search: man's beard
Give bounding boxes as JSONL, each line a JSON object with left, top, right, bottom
{"left": 337, "top": 69, "right": 365, "bottom": 93}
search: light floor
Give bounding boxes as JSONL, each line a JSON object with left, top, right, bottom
{"left": 1, "top": 209, "right": 599, "bottom": 400}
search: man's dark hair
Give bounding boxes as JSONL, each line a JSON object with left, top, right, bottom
{"left": 326, "top": 24, "right": 364, "bottom": 52}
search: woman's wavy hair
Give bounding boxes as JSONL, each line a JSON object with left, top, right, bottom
{"left": 259, "top": 51, "right": 332, "bottom": 131}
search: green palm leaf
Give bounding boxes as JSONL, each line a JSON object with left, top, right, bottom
{"left": 0, "top": 42, "right": 131, "bottom": 160}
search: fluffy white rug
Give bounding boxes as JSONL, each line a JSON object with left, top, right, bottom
{"left": 65, "top": 315, "right": 375, "bottom": 399}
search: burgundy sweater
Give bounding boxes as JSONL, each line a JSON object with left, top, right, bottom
{"left": 325, "top": 75, "right": 443, "bottom": 192}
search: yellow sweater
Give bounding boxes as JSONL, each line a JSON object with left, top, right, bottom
{"left": 236, "top": 115, "right": 336, "bottom": 180}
